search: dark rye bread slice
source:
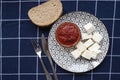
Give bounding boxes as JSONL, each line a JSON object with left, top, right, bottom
{"left": 28, "top": 0, "right": 63, "bottom": 27}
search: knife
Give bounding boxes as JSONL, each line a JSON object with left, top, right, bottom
{"left": 41, "top": 33, "right": 58, "bottom": 80}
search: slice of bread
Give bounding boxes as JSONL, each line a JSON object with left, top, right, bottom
{"left": 28, "top": 0, "right": 63, "bottom": 27}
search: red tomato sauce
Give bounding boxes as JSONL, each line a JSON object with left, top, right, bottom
{"left": 55, "top": 22, "right": 81, "bottom": 47}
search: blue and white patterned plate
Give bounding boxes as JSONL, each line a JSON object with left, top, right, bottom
{"left": 48, "top": 11, "right": 109, "bottom": 73}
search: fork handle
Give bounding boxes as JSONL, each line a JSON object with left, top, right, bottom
{"left": 39, "top": 58, "right": 52, "bottom": 80}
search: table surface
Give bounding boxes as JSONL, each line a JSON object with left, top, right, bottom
{"left": 0, "top": 0, "right": 120, "bottom": 80}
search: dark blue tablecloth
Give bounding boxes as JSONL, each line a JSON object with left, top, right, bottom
{"left": 0, "top": 0, "right": 120, "bottom": 80}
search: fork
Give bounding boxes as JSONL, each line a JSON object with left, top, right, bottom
{"left": 31, "top": 40, "right": 52, "bottom": 80}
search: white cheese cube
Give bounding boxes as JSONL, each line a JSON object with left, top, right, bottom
{"left": 81, "top": 50, "right": 92, "bottom": 60}
{"left": 71, "top": 49, "right": 82, "bottom": 59}
{"left": 93, "top": 49, "right": 102, "bottom": 54}
{"left": 92, "top": 32, "right": 103, "bottom": 43}
{"left": 84, "top": 23, "right": 95, "bottom": 34}
{"left": 90, "top": 51, "right": 98, "bottom": 59}
{"left": 82, "top": 50, "right": 99, "bottom": 60}
{"left": 83, "top": 39, "right": 94, "bottom": 48}
{"left": 88, "top": 43, "right": 100, "bottom": 52}
{"left": 81, "top": 33, "right": 92, "bottom": 40}
{"left": 76, "top": 41, "right": 86, "bottom": 52}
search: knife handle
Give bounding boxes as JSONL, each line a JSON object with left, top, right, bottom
{"left": 47, "top": 50, "right": 59, "bottom": 80}
{"left": 39, "top": 58, "right": 52, "bottom": 80}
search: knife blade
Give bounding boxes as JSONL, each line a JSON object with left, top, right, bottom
{"left": 41, "top": 33, "right": 58, "bottom": 80}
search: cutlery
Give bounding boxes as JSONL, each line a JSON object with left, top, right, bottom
{"left": 31, "top": 40, "right": 52, "bottom": 80}
{"left": 41, "top": 33, "right": 58, "bottom": 80}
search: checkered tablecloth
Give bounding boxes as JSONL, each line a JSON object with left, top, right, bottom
{"left": 0, "top": 0, "right": 120, "bottom": 80}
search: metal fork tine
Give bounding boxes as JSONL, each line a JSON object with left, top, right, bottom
{"left": 33, "top": 39, "right": 41, "bottom": 50}
{"left": 31, "top": 40, "right": 40, "bottom": 53}
{"left": 31, "top": 40, "right": 35, "bottom": 48}
{"left": 31, "top": 39, "right": 37, "bottom": 49}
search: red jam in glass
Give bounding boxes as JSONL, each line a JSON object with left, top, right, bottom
{"left": 55, "top": 22, "right": 81, "bottom": 47}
